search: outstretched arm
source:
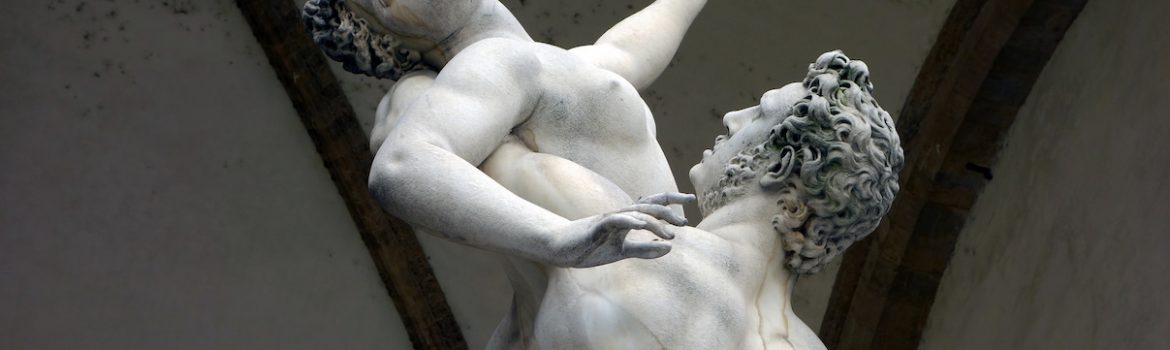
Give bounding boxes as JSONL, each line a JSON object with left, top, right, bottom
{"left": 370, "top": 44, "right": 689, "bottom": 267}
{"left": 482, "top": 137, "right": 695, "bottom": 253}
{"left": 482, "top": 137, "right": 636, "bottom": 220}
{"left": 570, "top": 0, "right": 708, "bottom": 90}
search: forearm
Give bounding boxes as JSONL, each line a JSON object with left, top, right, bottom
{"left": 591, "top": 0, "right": 708, "bottom": 88}
{"left": 370, "top": 140, "right": 573, "bottom": 264}
{"left": 481, "top": 139, "right": 634, "bottom": 221}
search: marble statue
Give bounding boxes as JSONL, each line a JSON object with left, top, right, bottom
{"left": 303, "top": 1, "right": 903, "bottom": 348}
{"left": 482, "top": 52, "right": 903, "bottom": 349}
{"left": 304, "top": 0, "right": 705, "bottom": 347}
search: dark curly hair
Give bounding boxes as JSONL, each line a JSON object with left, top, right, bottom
{"left": 302, "top": 0, "right": 434, "bottom": 80}
{"left": 701, "top": 51, "right": 904, "bottom": 274}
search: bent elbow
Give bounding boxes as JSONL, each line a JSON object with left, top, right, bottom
{"left": 367, "top": 147, "right": 412, "bottom": 209}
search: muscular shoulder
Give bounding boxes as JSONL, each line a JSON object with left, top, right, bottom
{"left": 439, "top": 38, "right": 544, "bottom": 86}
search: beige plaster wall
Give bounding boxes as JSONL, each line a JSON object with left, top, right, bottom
{"left": 919, "top": 0, "right": 1170, "bottom": 348}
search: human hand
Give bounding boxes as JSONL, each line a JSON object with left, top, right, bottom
{"left": 548, "top": 192, "right": 696, "bottom": 268}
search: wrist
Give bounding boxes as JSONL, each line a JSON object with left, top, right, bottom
{"left": 539, "top": 223, "right": 578, "bottom": 268}
{"left": 508, "top": 219, "right": 575, "bottom": 268}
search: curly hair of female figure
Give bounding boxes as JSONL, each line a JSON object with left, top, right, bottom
{"left": 302, "top": 0, "right": 434, "bottom": 80}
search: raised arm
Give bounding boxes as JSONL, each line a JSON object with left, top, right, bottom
{"left": 370, "top": 43, "right": 688, "bottom": 267}
{"left": 569, "top": 0, "right": 708, "bottom": 90}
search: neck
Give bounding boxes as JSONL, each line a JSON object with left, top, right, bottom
{"left": 697, "top": 196, "right": 803, "bottom": 345}
{"left": 755, "top": 238, "right": 801, "bottom": 346}
{"left": 429, "top": 1, "right": 533, "bottom": 68}
{"left": 697, "top": 194, "right": 780, "bottom": 254}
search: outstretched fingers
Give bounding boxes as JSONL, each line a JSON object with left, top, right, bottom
{"left": 622, "top": 240, "right": 672, "bottom": 260}
{"left": 585, "top": 210, "right": 685, "bottom": 264}
{"left": 620, "top": 204, "right": 688, "bottom": 226}
{"left": 598, "top": 214, "right": 646, "bottom": 236}
{"left": 629, "top": 212, "right": 674, "bottom": 240}
{"left": 601, "top": 213, "right": 671, "bottom": 238}
{"left": 629, "top": 192, "right": 696, "bottom": 228}
{"left": 637, "top": 192, "right": 697, "bottom": 206}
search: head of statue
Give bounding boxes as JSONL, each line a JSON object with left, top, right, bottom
{"left": 689, "top": 51, "right": 904, "bottom": 274}
{"left": 301, "top": 0, "right": 487, "bottom": 80}
{"left": 345, "top": 0, "right": 481, "bottom": 45}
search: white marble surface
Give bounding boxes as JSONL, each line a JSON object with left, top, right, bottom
{"left": 469, "top": 53, "right": 901, "bottom": 348}
{"left": 327, "top": 0, "right": 905, "bottom": 342}
{"left": 326, "top": 2, "right": 956, "bottom": 346}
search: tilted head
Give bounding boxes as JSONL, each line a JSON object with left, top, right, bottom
{"left": 302, "top": 0, "right": 434, "bottom": 80}
{"left": 344, "top": 0, "right": 482, "bottom": 44}
{"left": 302, "top": 0, "right": 518, "bottom": 80}
{"left": 689, "top": 51, "right": 904, "bottom": 274}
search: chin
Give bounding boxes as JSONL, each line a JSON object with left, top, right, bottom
{"left": 688, "top": 164, "right": 708, "bottom": 202}
{"left": 688, "top": 164, "right": 701, "bottom": 189}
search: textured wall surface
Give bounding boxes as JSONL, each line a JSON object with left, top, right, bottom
{"left": 1, "top": 0, "right": 955, "bottom": 349}
{"left": 0, "top": 1, "right": 412, "bottom": 349}
{"left": 919, "top": 0, "right": 1170, "bottom": 348}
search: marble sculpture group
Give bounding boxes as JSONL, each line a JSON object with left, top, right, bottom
{"left": 303, "top": 0, "right": 904, "bottom": 348}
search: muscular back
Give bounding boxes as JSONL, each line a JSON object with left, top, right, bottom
{"left": 381, "top": 38, "right": 682, "bottom": 210}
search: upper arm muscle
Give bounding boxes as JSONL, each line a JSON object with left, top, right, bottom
{"left": 384, "top": 42, "right": 540, "bottom": 165}
{"left": 569, "top": 0, "right": 706, "bottom": 90}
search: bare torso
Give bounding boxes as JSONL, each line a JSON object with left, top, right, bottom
{"left": 462, "top": 38, "right": 824, "bottom": 347}
{"left": 382, "top": 38, "right": 822, "bottom": 350}
{"left": 531, "top": 225, "right": 821, "bottom": 350}
{"left": 481, "top": 142, "right": 827, "bottom": 349}
{"left": 513, "top": 41, "right": 678, "bottom": 200}
{"left": 431, "top": 38, "right": 680, "bottom": 348}
{"left": 380, "top": 38, "right": 679, "bottom": 200}
{"left": 534, "top": 225, "right": 753, "bottom": 349}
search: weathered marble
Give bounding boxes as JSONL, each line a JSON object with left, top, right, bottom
{"left": 479, "top": 51, "right": 902, "bottom": 349}
{"left": 306, "top": 1, "right": 902, "bottom": 348}
{"left": 307, "top": 1, "right": 705, "bottom": 347}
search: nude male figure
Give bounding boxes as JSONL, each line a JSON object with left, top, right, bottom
{"left": 303, "top": 0, "right": 707, "bottom": 347}
{"left": 480, "top": 52, "right": 904, "bottom": 349}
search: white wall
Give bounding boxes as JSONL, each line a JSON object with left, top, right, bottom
{"left": 0, "top": 0, "right": 411, "bottom": 348}
{"left": 919, "top": 0, "right": 1170, "bottom": 348}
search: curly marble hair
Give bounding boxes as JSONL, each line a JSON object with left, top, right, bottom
{"left": 302, "top": 0, "right": 434, "bottom": 80}
{"left": 703, "top": 51, "right": 904, "bottom": 274}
